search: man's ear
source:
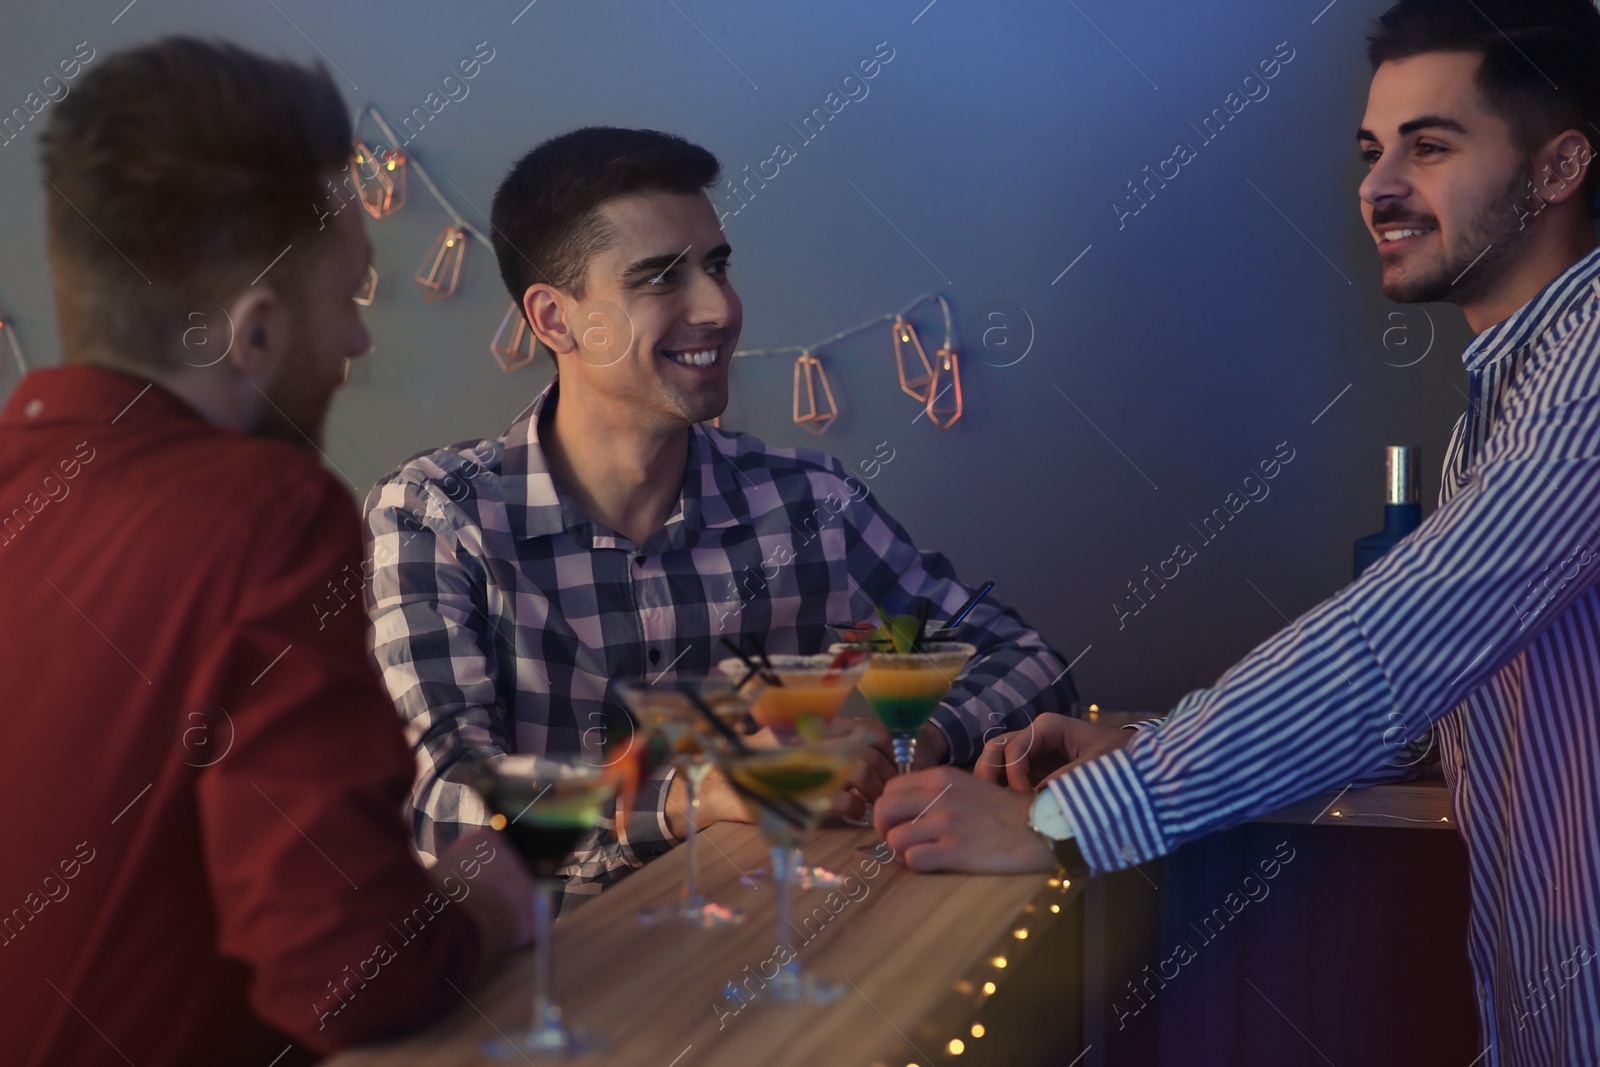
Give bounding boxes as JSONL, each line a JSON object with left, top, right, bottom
{"left": 524, "top": 283, "right": 576, "bottom": 357}
{"left": 1536, "top": 129, "right": 1595, "bottom": 207}
{"left": 223, "top": 287, "right": 291, "bottom": 382}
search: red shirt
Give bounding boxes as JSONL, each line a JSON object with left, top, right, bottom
{"left": 0, "top": 367, "right": 482, "bottom": 1066}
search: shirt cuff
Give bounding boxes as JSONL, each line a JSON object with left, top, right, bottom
{"left": 617, "top": 764, "right": 679, "bottom": 861}
{"left": 1042, "top": 746, "right": 1166, "bottom": 873}
{"left": 930, "top": 702, "right": 976, "bottom": 766}
{"left": 1122, "top": 717, "right": 1165, "bottom": 734}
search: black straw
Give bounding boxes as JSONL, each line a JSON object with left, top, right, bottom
{"left": 675, "top": 682, "right": 808, "bottom": 829}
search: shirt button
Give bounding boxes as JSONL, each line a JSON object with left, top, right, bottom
{"left": 634, "top": 555, "right": 646, "bottom": 567}
{"left": 648, "top": 648, "right": 661, "bottom": 665}
{"left": 23, "top": 399, "right": 43, "bottom": 418}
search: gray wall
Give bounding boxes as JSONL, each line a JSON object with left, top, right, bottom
{"left": 0, "top": 0, "right": 1488, "bottom": 712}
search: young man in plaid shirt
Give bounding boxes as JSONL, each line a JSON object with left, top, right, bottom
{"left": 363, "top": 127, "right": 1077, "bottom": 899}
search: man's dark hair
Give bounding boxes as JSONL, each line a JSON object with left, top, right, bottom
{"left": 489, "top": 127, "right": 722, "bottom": 346}
{"left": 41, "top": 37, "right": 352, "bottom": 370}
{"left": 1367, "top": 0, "right": 1600, "bottom": 214}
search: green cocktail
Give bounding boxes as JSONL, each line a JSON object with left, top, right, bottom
{"left": 834, "top": 642, "right": 975, "bottom": 773}
{"left": 471, "top": 755, "right": 620, "bottom": 1059}
{"left": 716, "top": 717, "right": 871, "bottom": 1004}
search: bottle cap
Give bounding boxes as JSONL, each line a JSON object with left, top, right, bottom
{"left": 1386, "top": 445, "right": 1419, "bottom": 505}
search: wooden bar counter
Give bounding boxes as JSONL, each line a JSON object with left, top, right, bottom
{"left": 328, "top": 823, "right": 1087, "bottom": 1067}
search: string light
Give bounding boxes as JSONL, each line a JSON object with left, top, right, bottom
{"left": 490, "top": 301, "right": 537, "bottom": 372}
{"left": 415, "top": 227, "right": 467, "bottom": 303}
{"left": 792, "top": 350, "right": 838, "bottom": 434}
{"left": 350, "top": 141, "right": 407, "bottom": 218}
{"left": 926, "top": 345, "right": 963, "bottom": 429}
{"left": 892, "top": 315, "right": 933, "bottom": 403}
{"left": 353, "top": 263, "right": 378, "bottom": 306}
{"left": 732, "top": 292, "right": 962, "bottom": 434}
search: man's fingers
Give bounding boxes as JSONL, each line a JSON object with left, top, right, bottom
{"left": 974, "top": 737, "right": 1006, "bottom": 784}
{"left": 1004, "top": 745, "right": 1035, "bottom": 793}
{"left": 900, "top": 839, "right": 956, "bottom": 873}
{"left": 874, "top": 773, "right": 954, "bottom": 835}
{"left": 830, "top": 786, "right": 867, "bottom": 822}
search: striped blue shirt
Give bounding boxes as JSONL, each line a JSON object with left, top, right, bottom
{"left": 1047, "top": 244, "right": 1600, "bottom": 1064}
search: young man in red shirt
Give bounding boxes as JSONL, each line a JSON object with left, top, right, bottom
{"left": 0, "top": 38, "right": 535, "bottom": 1066}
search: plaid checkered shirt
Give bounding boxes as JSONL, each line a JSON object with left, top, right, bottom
{"left": 363, "top": 380, "right": 1077, "bottom": 900}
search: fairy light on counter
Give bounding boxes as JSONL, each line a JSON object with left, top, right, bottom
{"left": 946, "top": 1038, "right": 965, "bottom": 1055}
{"left": 970, "top": 1024, "right": 985, "bottom": 1039}
{"left": 982, "top": 981, "right": 996, "bottom": 995}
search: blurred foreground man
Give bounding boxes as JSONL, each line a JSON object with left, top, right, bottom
{"left": 0, "top": 39, "right": 534, "bottom": 1067}
{"left": 877, "top": 2, "right": 1600, "bottom": 1062}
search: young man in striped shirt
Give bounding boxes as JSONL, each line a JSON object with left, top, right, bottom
{"left": 876, "top": 0, "right": 1600, "bottom": 1062}
{"left": 362, "top": 127, "right": 1078, "bottom": 899}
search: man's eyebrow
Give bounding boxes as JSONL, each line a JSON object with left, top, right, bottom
{"left": 620, "top": 242, "right": 733, "bottom": 279}
{"left": 1357, "top": 115, "right": 1469, "bottom": 142}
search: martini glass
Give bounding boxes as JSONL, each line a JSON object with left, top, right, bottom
{"left": 716, "top": 717, "right": 872, "bottom": 1003}
{"left": 615, "top": 677, "right": 752, "bottom": 928}
{"left": 833, "top": 642, "right": 976, "bottom": 774}
{"left": 715, "top": 653, "right": 868, "bottom": 890}
{"left": 471, "top": 754, "right": 620, "bottom": 1058}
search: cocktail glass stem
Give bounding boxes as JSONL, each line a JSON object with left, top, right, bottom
{"left": 892, "top": 736, "right": 916, "bottom": 776}
{"left": 770, "top": 844, "right": 801, "bottom": 999}
{"left": 681, "top": 763, "right": 707, "bottom": 908}
{"left": 529, "top": 879, "right": 564, "bottom": 1047}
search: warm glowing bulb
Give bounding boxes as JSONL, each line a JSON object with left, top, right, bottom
{"left": 1050, "top": 904, "right": 1061, "bottom": 913}
{"left": 386, "top": 159, "right": 396, "bottom": 171}
{"left": 446, "top": 238, "right": 455, "bottom": 247}
{"left": 1047, "top": 877, "right": 1061, "bottom": 887}
{"left": 947, "top": 1039, "right": 965, "bottom": 1055}
{"left": 982, "top": 981, "right": 996, "bottom": 995}
{"left": 970, "top": 1024, "right": 985, "bottom": 1039}
{"left": 489, "top": 814, "right": 506, "bottom": 830}
{"left": 992, "top": 957, "right": 1007, "bottom": 969}
{"left": 1062, "top": 879, "right": 1071, "bottom": 889}
{"left": 1332, "top": 810, "right": 1343, "bottom": 818}
{"left": 355, "top": 154, "right": 365, "bottom": 163}
{"left": 1089, "top": 703, "right": 1100, "bottom": 711}
{"left": 1013, "top": 928, "right": 1028, "bottom": 940}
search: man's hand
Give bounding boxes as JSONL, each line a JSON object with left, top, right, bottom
{"left": 911, "top": 719, "right": 949, "bottom": 769}
{"left": 872, "top": 766, "right": 1057, "bottom": 874}
{"left": 830, "top": 719, "right": 897, "bottom": 821}
{"left": 974, "top": 713, "right": 1135, "bottom": 792}
{"left": 665, "top": 766, "right": 752, "bottom": 839}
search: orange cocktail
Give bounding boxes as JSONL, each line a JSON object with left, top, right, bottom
{"left": 716, "top": 653, "right": 867, "bottom": 731}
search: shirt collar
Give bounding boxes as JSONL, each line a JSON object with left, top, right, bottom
{"left": 500, "top": 379, "right": 751, "bottom": 549}
{"left": 0, "top": 365, "right": 205, "bottom": 429}
{"left": 1461, "top": 244, "right": 1600, "bottom": 372}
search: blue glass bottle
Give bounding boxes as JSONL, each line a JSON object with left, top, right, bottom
{"left": 1354, "top": 446, "right": 1422, "bottom": 578}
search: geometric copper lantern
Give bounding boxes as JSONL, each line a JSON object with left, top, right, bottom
{"left": 892, "top": 315, "right": 934, "bottom": 403}
{"left": 926, "top": 346, "right": 964, "bottom": 430}
{"left": 351, "top": 142, "right": 407, "bottom": 219}
{"left": 414, "top": 227, "right": 466, "bottom": 303}
{"left": 489, "top": 301, "right": 537, "bottom": 372}
{"left": 793, "top": 349, "right": 838, "bottom": 435}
